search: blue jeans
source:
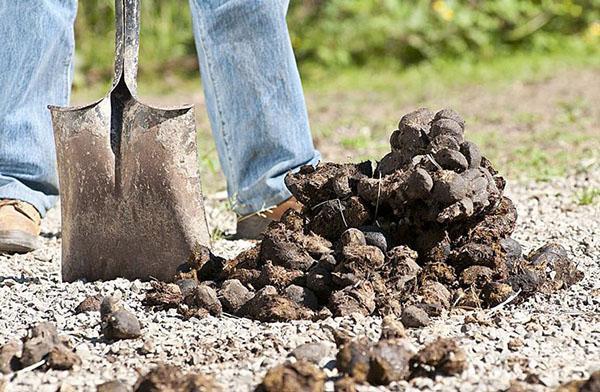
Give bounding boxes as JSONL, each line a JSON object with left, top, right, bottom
{"left": 0, "top": 0, "right": 319, "bottom": 217}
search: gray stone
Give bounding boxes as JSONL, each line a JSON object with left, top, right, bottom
{"left": 289, "top": 342, "right": 333, "bottom": 364}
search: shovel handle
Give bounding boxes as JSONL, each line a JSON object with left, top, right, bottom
{"left": 112, "top": 0, "right": 140, "bottom": 96}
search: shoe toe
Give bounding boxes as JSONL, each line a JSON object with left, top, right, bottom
{"left": 0, "top": 230, "right": 40, "bottom": 253}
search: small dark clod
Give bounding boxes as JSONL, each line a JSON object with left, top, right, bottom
{"left": 410, "top": 337, "right": 467, "bottom": 377}
{"left": 433, "top": 109, "right": 465, "bottom": 128}
{"left": 401, "top": 305, "right": 430, "bottom": 328}
{"left": 405, "top": 168, "right": 434, "bottom": 200}
{"left": 340, "top": 228, "right": 366, "bottom": 247}
{"left": 75, "top": 295, "right": 103, "bottom": 314}
{"left": 257, "top": 360, "right": 326, "bottom": 392}
{"left": 430, "top": 119, "right": 464, "bottom": 142}
{"left": 102, "top": 310, "right": 142, "bottom": 340}
{"left": 434, "top": 149, "right": 468, "bottom": 172}
{"left": 460, "top": 141, "right": 482, "bottom": 168}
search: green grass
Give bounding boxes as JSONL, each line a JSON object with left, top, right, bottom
{"left": 302, "top": 39, "right": 599, "bottom": 96}
{"left": 576, "top": 188, "right": 600, "bottom": 205}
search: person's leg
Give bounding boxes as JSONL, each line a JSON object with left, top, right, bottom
{"left": 0, "top": 0, "right": 78, "bottom": 217}
{"left": 189, "top": 0, "right": 320, "bottom": 217}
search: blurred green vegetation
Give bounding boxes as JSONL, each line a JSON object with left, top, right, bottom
{"left": 576, "top": 187, "right": 600, "bottom": 205}
{"left": 74, "top": 0, "right": 600, "bottom": 87}
{"left": 289, "top": 0, "right": 599, "bottom": 67}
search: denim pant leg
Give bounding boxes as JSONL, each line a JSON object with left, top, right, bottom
{"left": 0, "top": 1, "right": 77, "bottom": 217}
{"left": 189, "top": 0, "right": 320, "bottom": 216}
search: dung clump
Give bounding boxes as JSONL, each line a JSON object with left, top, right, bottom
{"left": 410, "top": 337, "right": 467, "bottom": 377}
{"left": 0, "top": 340, "right": 21, "bottom": 374}
{"left": 0, "top": 322, "right": 81, "bottom": 373}
{"left": 19, "top": 323, "right": 63, "bottom": 368}
{"left": 75, "top": 294, "right": 103, "bottom": 313}
{"left": 238, "top": 286, "right": 314, "bottom": 322}
{"left": 367, "top": 339, "right": 415, "bottom": 385}
{"left": 555, "top": 370, "right": 600, "bottom": 392}
{"left": 143, "top": 281, "right": 183, "bottom": 308}
{"left": 334, "top": 332, "right": 417, "bottom": 386}
{"left": 133, "top": 363, "right": 218, "bottom": 391}
{"left": 96, "top": 380, "right": 130, "bottom": 392}
{"left": 255, "top": 325, "right": 466, "bottom": 389}
{"left": 146, "top": 108, "right": 582, "bottom": 323}
{"left": 101, "top": 296, "right": 142, "bottom": 340}
{"left": 255, "top": 360, "right": 326, "bottom": 392}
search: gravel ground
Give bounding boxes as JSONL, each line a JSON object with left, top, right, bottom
{"left": 0, "top": 170, "right": 598, "bottom": 392}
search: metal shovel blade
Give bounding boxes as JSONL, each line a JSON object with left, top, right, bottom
{"left": 48, "top": 0, "right": 210, "bottom": 282}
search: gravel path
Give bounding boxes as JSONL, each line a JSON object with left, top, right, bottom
{"left": 1, "top": 170, "right": 598, "bottom": 391}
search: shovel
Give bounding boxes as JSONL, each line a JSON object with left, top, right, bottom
{"left": 48, "top": 0, "right": 210, "bottom": 282}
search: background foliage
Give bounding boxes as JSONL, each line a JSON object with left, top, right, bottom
{"left": 74, "top": 0, "right": 599, "bottom": 86}
{"left": 288, "top": 0, "right": 599, "bottom": 66}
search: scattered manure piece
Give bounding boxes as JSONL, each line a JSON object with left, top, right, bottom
{"left": 75, "top": 294, "right": 103, "bottom": 314}
{"left": 0, "top": 340, "right": 21, "bottom": 374}
{"left": 184, "top": 284, "right": 223, "bottom": 317}
{"left": 133, "top": 363, "right": 218, "bottom": 391}
{"left": 256, "top": 261, "right": 304, "bottom": 290}
{"left": 256, "top": 360, "right": 326, "bottom": 392}
{"left": 401, "top": 305, "right": 431, "bottom": 328}
{"left": 20, "top": 322, "right": 61, "bottom": 367}
{"left": 219, "top": 279, "right": 253, "bottom": 314}
{"left": 336, "top": 337, "right": 373, "bottom": 383}
{"left": 333, "top": 376, "right": 357, "bottom": 392}
{"left": 555, "top": 370, "right": 600, "bottom": 392}
{"left": 285, "top": 284, "right": 320, "bottom": 310}
{"left": 367, "top": 339, "right": 415, "bottom": 385}
{"left": 332, "top": 332, "right": 465, "bottom": 387}
{"left": 102, "top": 310, "right": 142, "bottom": 340}
{"left": 46, "top": 344, "right": 81, "bottom": 370}
{"left": 1, "top": 323, "right": 81, "bottom": 373}
{"left": 284, "top": 162, "right": 372, "bottom": 208}
{"left": 101, "top": 296, "right": 142, "bottom": 340}
{"left": 410, "top": 337, "right": 467, "bottom": 377}
{"left": 336, "top": 333, "right": 418, "bottom": 386}
{"left": 329, "top": 283, "right": 376, "bottom": 317}
{"left": 96, "top": 380, "right": 130, "bottom": 392}
{"left": 238, "top": 286, "right": 314, "bottom": 322}
{"left": 143, "top": 281, "right": 183, "bottom": 308}
{"left": 380, "top": 315, "right": 406, "bottom": 340}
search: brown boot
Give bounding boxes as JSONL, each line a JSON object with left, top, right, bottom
{"left": 235, "top": 197, "right": 302, "bottom": 240}
{"left": 0, "top": 199, "right": 41, "bottom": 253}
